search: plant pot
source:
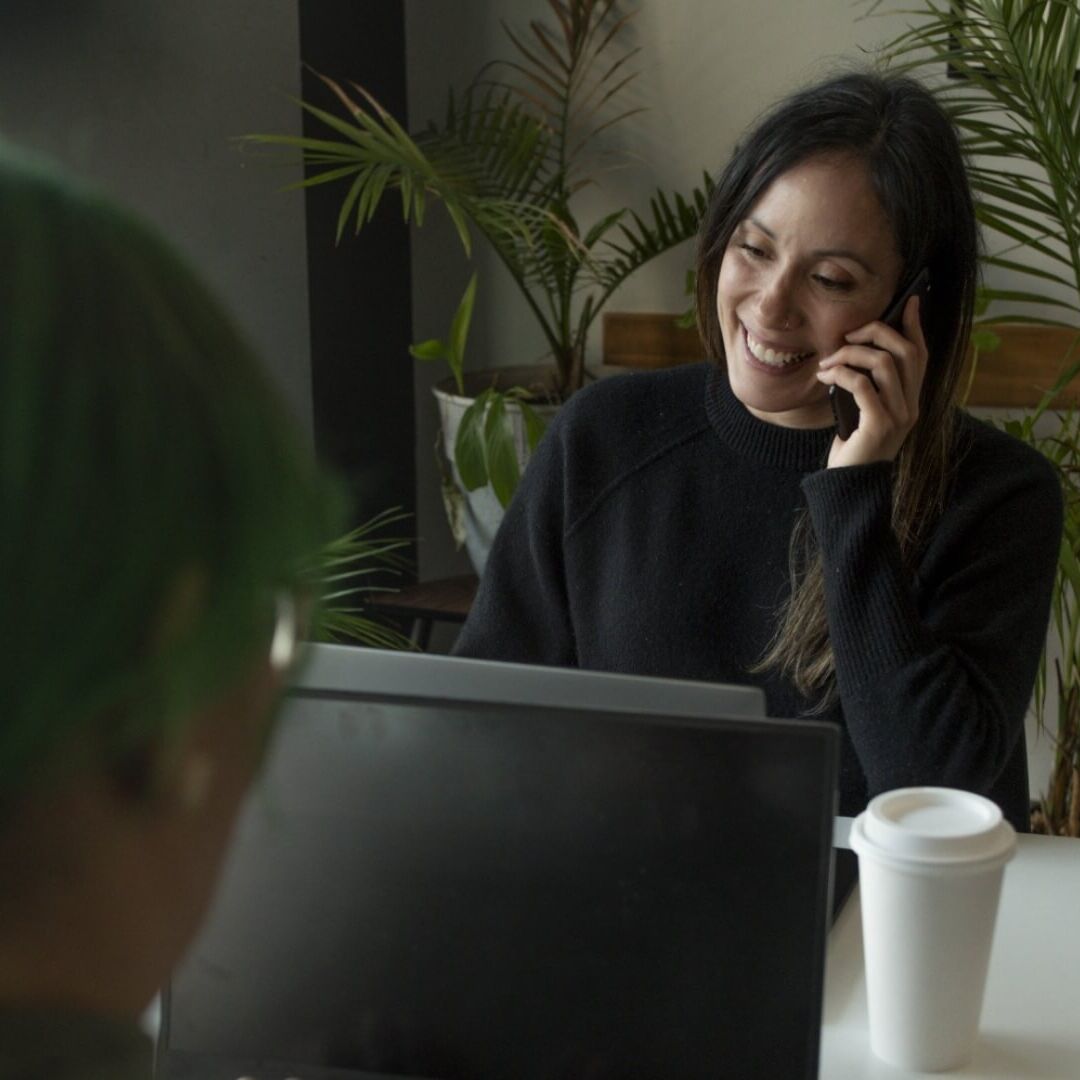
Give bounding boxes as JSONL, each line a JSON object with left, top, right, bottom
{"left": 433, "top": 365, "right": 561, "bottom": 575}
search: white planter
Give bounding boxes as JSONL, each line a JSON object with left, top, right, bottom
{"left": 433, "top": 366, "right": 561, "bottom": 575}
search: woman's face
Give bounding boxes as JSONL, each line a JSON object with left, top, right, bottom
{"left": 716, "top": 154, "right": 903, "bottom": 428}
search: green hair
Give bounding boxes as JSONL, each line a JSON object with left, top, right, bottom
{"left": 0, "top": 144, "right": 344, "bottom": 797}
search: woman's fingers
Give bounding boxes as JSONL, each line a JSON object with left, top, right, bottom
{"left": 902, "top": 294, "right": 929, "bottom": 412}
{"left": 818, "top": 361, "right": 898, "bottom": 431}
{"left": 816, "top": 356, "right": 912, "bottom": 462}
{"left": 838, "top": 295, "right": 926, "bottom": 408}
{"left": 816, "top": 296, "right": 928, "bottom": 466}
{"left": 818, "top": 361, "right": 905, "bottom": 466}
{"left": 820, "top": 347, "right": 907, "bottom": 414}
{"left": 818, "top": 346, "right": 910, "bottom": 427}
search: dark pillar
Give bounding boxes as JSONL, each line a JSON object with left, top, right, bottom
{"left": 297, "top": 1, "right": 415, "bottom": 574}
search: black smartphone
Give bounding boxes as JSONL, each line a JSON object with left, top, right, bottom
{"left": 829, "top": 267, "right": 931, "bottom": 440}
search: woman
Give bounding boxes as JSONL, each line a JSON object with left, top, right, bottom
{"left": 454, "top": 71, "right": 1062, "bottom": 833}
{"left": 0, "top": 145, "right": 341, "bottom": 1076}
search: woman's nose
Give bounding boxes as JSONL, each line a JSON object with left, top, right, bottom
{"left": 756, "top": 271, "right": 800, "bottom": 331}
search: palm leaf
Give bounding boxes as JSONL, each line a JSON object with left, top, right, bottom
{"left": 481, "top": 0, "right": 635, "bottom": 198}
{"left": 317, "top": 610, "right": 416, "bottom": 650}
{"left": 872, "top": 1, "right": 1080, "bottom": 823}
{"left": 306, "top": 508, "right": 415, "bottom": 650}
{"left": 591, "top": 175, "right": 713, "bottom": 293}
{"left": 245, "top": 2, "right": 713, "bottom": 393}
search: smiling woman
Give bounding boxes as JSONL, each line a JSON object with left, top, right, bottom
{"left": 454, "top": 70, "right": 1063, "bottom": 837}
{"left": 716, "top": 153, "right": 903, "bottom": 431}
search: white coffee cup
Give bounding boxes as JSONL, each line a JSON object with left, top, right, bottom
{"left": 849, "top": 787, "right": 1016, "bottom": 1072}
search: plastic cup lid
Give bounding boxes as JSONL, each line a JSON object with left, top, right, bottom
{"left": 850, "top": 787, "right": 1016, "bottom": 866}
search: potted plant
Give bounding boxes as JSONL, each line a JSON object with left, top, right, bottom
{"left": 876, "top": 0, "right": 1080, "bottom": 833}
{"left": 407, "top": 271, "right": 557, "bottom": 565}
{"left": 243, "top": 0, "right": 711, "bottom": 571}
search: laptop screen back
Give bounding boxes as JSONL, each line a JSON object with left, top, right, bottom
{"left": 163, "top": 648, "right": 838, "bottom": 1080}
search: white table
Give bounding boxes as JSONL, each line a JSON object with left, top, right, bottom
{"left": 822, "top": 819, "right": 1080, "bottom": 1078}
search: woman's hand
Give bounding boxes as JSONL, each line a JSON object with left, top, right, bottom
{"left": 815, "top": 294, "right": 928, "bottom": 468}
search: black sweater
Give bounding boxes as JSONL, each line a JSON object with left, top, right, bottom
{"left": 454, "top": 363, "right": 1062, "bottom": 832}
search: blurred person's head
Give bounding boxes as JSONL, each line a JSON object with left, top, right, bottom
{"left": 0, "top": 144, "right": 342, "bottom": 1015}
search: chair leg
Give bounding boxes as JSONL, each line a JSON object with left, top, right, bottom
{"left": 411, "top": 616, "right": 433, "bottom": 651}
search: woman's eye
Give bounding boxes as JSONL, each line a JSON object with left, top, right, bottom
{"left": 739, "top": 242, "right": 767, "bottom": 259}
{"left": 813, "top": 273, "right": 852, "bottom": 292}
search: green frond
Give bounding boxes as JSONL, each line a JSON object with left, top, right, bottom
{"left": 978, "top": 287, "right": 1079, "bottom": 313}
{"left": 981, "top": 254, "right": 1079, "bottom": 293}
{"left": 316, "top": 610, "right": 416, "bottom": 651}
{"left": 875, "top": 0, "right": 1080, "bottom": 380}
{"left": 591, "top": 177, "right": 712, "bottom": 291}
{"left": 972, "top": 312, "right": 1080, "bottom": 328}
{"left": 306, "top": 508, "right": 415, "bottom": 650}
{"left": 247, "top": 5, "right": 714, "bottom": 392}
{"left": 975, "top": 205, "right": 1075, "bottom": 270}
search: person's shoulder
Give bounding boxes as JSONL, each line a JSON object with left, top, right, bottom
{"left": 956, "top": 411, "right": 1059, "bottom": 483}
{"left": 534, "top": 363, "right": 712, "bottom": 529}
{"left": 953, "top": 409, "right": 1062, "bottom": 515}
{"left": 557, "top": 362, "right": 711, "bottom": 446}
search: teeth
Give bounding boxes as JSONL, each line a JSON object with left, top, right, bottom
{"left": 746, "top": 329, "right": 810, "bottom": 367}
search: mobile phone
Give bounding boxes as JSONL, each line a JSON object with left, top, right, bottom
{"left": 829, "top": 267, "right": 931, "bottom": 440}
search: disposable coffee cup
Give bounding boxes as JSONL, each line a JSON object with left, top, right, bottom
{"left": 849, "top": 787, "right": 1015, "bottom": 1073}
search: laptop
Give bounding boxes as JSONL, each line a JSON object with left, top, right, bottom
{"left": 159, "top": 645, "right": 839, "bottom": 1080}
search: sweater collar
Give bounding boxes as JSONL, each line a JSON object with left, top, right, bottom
{"left": 705, "top": 364, "right": 834, "bottom": 471}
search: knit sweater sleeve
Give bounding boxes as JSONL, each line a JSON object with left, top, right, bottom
{"left": 801, "top": 431, "right": 1062, "bottom": 800}
{"left": 452, "top": 399, "right": 577, "bottom": 666}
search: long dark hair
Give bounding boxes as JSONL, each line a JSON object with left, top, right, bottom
{"left": 694, "top": 71, "right": 979, "bottom": 703}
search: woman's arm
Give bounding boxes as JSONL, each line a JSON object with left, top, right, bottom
{"left": 802, "top": 436, "right": 1062, "bottom": 798}
{"left": 452, "top": 407, "right": 577, "bottom": 666}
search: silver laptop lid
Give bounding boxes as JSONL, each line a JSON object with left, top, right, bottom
{"left": 296, "top": 643, "right": 767, "bottom": 720}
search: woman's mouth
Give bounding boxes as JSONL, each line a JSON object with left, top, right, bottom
{"left": 743, "top": 326, "right": 814, "bottom": 369}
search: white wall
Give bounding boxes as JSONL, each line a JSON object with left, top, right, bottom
{"left": 0, "top": 0, "right": 312, "bottom": 434}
